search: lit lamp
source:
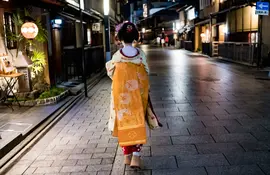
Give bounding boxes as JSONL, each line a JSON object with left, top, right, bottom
{"left": 104, "top": 0, "right": 111, "bottom": 62}
{"left": 21, "top": 22, "right": 39, "bottom": 39}
{"left": 14, "top": 22, "right": 39, "bottom": 92}
{"left": 142, "top": 28, "right": 146, "bottom": 33}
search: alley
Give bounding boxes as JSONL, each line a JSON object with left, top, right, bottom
{"left": 4, "top": 46, "right": 270, "bottom": 175}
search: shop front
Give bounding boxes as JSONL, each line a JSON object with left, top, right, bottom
{"left": 0, "top": 1, "right": 52, "bottom": 108}
{"left": 195, "top": 20, "right": 211, "bottom": 55}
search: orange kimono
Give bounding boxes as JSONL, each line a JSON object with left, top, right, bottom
{"left": 112, "top": 62, "right": 149, "bottom": 146}
{"left": 106, "top": 49, "right": 149, "bottom": 147}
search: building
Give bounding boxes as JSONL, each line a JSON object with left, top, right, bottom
{"left": 0, "top": 0, "right": 125, "bottom": 97}
{"left": 176, "top": 2, "right": 199, "bottom": 51}
{"left": 132, "top": 0, "right": 194, "bottom": 44}
{"left": 196, "top": 0, "right": 259, "bottom": 66}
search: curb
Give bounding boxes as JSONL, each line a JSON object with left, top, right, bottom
{"left": 0, "top": 71, "right": 105, "bottom": 173}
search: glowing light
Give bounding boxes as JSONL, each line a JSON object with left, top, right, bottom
{"left": 21, "top": 22, "right": 39, "bottom": 39}
{"left": 54, "top": 19, "right": 62, "bottom": 25}
{"left": 104, "top": 0, "right": 110, "bottom": 15}
{"left": 142, "top": 28, "right": 146, "bottom": 33}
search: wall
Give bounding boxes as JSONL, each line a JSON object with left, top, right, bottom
{"left": 227, "top": 6, "right": 258, "bottom": 33}
{"left": 262, "top": 15, "right": 270, "bottom": 57}
{"left": 200, "top": 0, "right": 219, "bottom": 19}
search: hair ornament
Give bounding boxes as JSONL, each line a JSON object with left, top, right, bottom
{"left": 126, "top": 25, "right": 133, "bottom": 33}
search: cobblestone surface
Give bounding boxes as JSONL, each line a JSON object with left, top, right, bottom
{"left": 5, "top": 46, "right": 270, "bottom": 175}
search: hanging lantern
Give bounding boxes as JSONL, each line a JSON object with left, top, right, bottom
{"left": 21, "top": 22, "right": 39, "bottom": 39}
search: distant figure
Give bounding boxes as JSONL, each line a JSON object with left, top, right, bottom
{"left": 165, "top": 36, "right": 169, "bottom": 47}
{"left": 161, "top": 38, "right": 165, "bottom": 47}
{"left": 156, "top": 36, "right": 160, "bottom": 45}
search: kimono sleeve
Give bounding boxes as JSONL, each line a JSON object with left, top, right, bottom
{"left": 106, "top": 52, "right": 121, "bottom": 79}
{"left": 139, "top": 49, "right": 149, "bottom": 74}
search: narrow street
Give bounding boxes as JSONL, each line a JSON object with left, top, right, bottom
{"left": 4, "top": 46, "right": 270, "bottom": 175}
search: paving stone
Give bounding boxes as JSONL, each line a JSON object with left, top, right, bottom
{"left": 251, "top": 131, "right": 270, "bottom": 141}
{"left": 142, "top": 156, "right": 177, "bottom": 169}
{"left": 177, "top": 153, "right": 229, "bottom": 167}
{"left": 215, "top": 114, "right": 250, "bottom": 120}
{"left": 97, "top": 171, "right": 111, "bottom": 175}
{"left": 172, "top": 135, "right": 215, "bottom": 144}
{"left": 86, "top": 164, "right": 112, "bottom": 172}
{"left": 212, "top": 133, "right": 257, "bottom": 143}
{"left": 34, "top": 167, "right": 62, "bottom": 174}
{"left": 146, "top": 136, "right": 172, "bottom": 146}
{"left": 70, "top": 173, "right": 97, "bottom": 175}
{"left": 168, "top": 120, "right": 205, "bottom": 129}
{"left": 188, "top": 126, "right": 229, "bottom": 135}
{"left": 151, "top": 145, "right": 197, "bottom": 156}
{"left": 182, "top": 115, "right": 218, "bottom": 121}
{"left": 83, "top": 148, "right": 106, "bottom": 154}
{"left": 165, "top": 111, "right": 197, "bottom": 117}
{"left": 51, "top": 159, "right": 78, "bottom": 167}
{"left": 105, "top": 147, "right": 117, "bottom": 153}
{"left": 225, "top": 125, "right": 268, "bottom": 133}
{"left": 150, "top": 128, "right": 190, "bottom": 137}
{"left": 97, "top": 143, "right": 118, "bottom": 148}
{"left": 45, "top": 155, "right": 69, "bottom": 160}
{"left": 60, "top": 148, "right": 84, "bottom": 155}
{"left": 61, "top": 166, "right": 87, "bottom": 173}
{"left": 237, "top": 118, "right": 270, "bottom": 126}
{"left": 92, "top": 152, "right": 115, "bottom": 159}
{"left": 30, "top": 160, "right": 53, "bottom": 167}
{"left": 152, "top": 167, "right": 207, "bottom": 175}
{"left": 154, "top": 107, "right": 179, "bottom": 112}
{"left": 23, "top": 167, "right": 37, "bottom": 175}
{"left": 258, "top": 164, "right": 270, "bottom": 175}
{"left": 203, "top": 120, "right": 241, "bottom": 127}
{"left": 111, "top": 155, "right": 125, "bottom": 175}
{"left": 196, "top": 143, "right": 244, "bottom": 154}
{"left": 141, "top": 146, "right": 151, "bottom": 157}
{"left": 101, "top": 158, "right": 114, "bottom": 165}
{"left": 225, "top": 152, "right": 270, "bottom": 165}
{"left": 76, "top": 143, "right": 97, "bottom": 149}
{"left": 239, "top": 141, "right": 270, "bottom": 151}
{"left": 206, "top": 165, "right": 265, "bottom": 175}
{"left": 44, "top": 173, "right": 71, "bottom": 175}
{"left": 76, "top": 159, "right": 102, "bottom": 165}
{"left": 68, "top": 154, "right": 92, "bottom": 160}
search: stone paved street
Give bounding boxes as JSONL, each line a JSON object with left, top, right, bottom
{"left": 4, "top": 46, "right": 270, "bottom": 175}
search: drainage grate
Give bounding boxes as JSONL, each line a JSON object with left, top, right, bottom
{"left": 0, "top": 123, "right": 32, "bottom": 132}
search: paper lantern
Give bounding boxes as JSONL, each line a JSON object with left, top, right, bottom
{"left": 21, "top": 22, "right": 39, "bottom": 39}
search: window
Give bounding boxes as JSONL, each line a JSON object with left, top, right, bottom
{"left": 3, "top": 12, "right": 17, "bottom": 49}
{"left": 200, "top": 0, "right": 212, "bottom": 10}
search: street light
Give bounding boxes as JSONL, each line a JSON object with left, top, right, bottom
{"left": 79, "top": 0, "right": 88, "bottom": 97}
{"left": 104, "top": 0, "right": 111, "bottom": 62}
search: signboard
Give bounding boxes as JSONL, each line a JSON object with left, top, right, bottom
{"left": 143, "top": 3, "right": 148, "bottom": 18}
{"left": 92, "top": 23, "right": 100, "bottom": 32}
{"left": 255, "top": 2, "right": 269, "bottom": 16}
{"left": 65, "top": 0, "right": 84, "bottom": 10}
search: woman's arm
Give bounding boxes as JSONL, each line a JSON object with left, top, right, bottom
{"left": 106, "top": 60, "right": 115, "bottom": 79}
{"left": 106, "top": 51, "right": 121, "bottom": 79}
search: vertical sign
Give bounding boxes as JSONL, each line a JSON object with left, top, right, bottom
{"left": 143, "top": 3, "right": 148, "bottom": 18}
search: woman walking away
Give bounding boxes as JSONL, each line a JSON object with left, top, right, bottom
{"left": 106, "top": 22, "right": 162, "bottom": 169}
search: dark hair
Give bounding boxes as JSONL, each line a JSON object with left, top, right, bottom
{"left": 117, "top": 22, "right": 139, "bottom": 43}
